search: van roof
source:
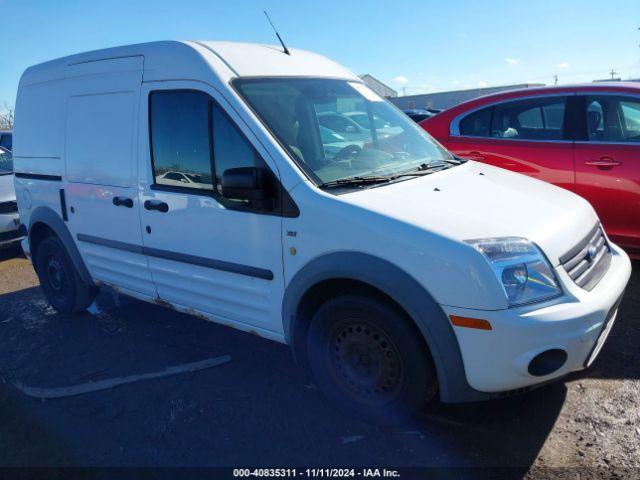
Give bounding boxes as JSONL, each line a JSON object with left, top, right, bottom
{"left": 20, "top": 40, "right": 359, "bottom": 86}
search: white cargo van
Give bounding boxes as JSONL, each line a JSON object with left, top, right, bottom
{"left": 13, "top": 41, "right": 631, "bottom": 424}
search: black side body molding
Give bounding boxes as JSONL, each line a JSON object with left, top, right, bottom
{"left": 76, "top": 234, "right": 274, "bottom": 280}
{"left": 15, "top": 173, "right": 63, "bottom": 182}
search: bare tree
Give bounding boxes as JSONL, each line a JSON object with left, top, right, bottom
{"left": 0, "top": 102, "right": 14, "bottom": 130}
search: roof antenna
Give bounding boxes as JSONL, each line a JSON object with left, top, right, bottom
{"left": 264, "top": 11, "right": 290, "bottom": 55}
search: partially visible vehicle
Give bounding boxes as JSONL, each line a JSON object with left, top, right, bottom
{"left": 157, "top": 171, "right": 212, "bottom": 190}
{"left": 319, "top": 126, "right": 363, "bottom": 160}
{"left": 0, "top": 130, "right": 12, "bottom": 151}
{"left": 317, "top": 111, "right": 370, "bottom": 143}
{"left": 420, "top": 82, "right": 640, "bottom": 258}
{"left": 403, "top": 109, "right": 434, "bottom": 123}
{"left": 343, "top": 111, "right": 402, "bottom": 137}
{"left": 0, "top": 146, "right": 23, "bottom": 249}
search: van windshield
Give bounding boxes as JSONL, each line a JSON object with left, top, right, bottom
{"left": 235, "top": 78, "right": 453, "bottom": 186}
{"left": 0, "top": 149, "right": 12, "bottom": 175}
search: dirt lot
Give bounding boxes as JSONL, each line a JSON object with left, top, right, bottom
{"left": 0, "top": 245, "right": 638, "bottom": 476}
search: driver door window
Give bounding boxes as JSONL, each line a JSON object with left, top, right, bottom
{"left": 212, "top": 106, "right": 261, "bottom": 195}
{"left": 150, "top": 91, "right": 214, "bottom": 191}
{"left": 149, "top": 90, "right": 274, "bottom": 211}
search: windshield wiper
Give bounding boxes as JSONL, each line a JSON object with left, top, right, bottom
{"left": 385, "top": 162, "right": 447, "bottom": 179}
{"left": 448, "top": 155, "right": 467, "bottom": 165}
{"left": 318, "top": 175, "right": 392, "bottom": 189}
{"left": 318, "top": 160, "right": 461, "bottom": 189}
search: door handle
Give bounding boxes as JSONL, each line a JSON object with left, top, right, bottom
{"left": 465, "top": 151, "right": 486, "bottom": 161}
{"left": 144, "top": 200, "right": 169, "bottom": 213}
{"left": 584, "top": 157, "right": 622, "bottom": 168}
{"left": 112, "top": 196, "right": 133, "bottom": 208}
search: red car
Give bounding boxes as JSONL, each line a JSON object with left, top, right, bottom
{"left": 420, "top": 83, "right": 640, "bottom": 258}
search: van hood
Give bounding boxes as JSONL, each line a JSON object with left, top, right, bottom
{"left": 343, "top": 161, "right": 598, "bottom": 266}
{"left": 0, "top": 174, "right": 16, "bottom": 203}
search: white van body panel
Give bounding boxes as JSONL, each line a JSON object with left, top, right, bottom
{"left": 66, "top": 91, "right": 137, "bottom": 187}
{"left": 16, "top": 54, "right": 156, "bottom": 295}
{"left": 338, "top": 161, "right": 598, "bottom": 268}
{"left": 194, "top": 41, "right": 358, "bottom": 79}
{"left": 137, "top": 80, "right": 285, "bottom": 334}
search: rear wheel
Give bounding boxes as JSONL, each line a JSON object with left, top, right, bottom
{"left": 34, "top": 236, "right": 97, "bottom": 314}
{"left": 306, "top": 294, "right": 437, "bottom": 425}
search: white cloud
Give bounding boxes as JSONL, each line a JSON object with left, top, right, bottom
{"left": 505, "top": 57, "right": 520, "bottom": 65}
{"left": 452, "top": 79, "right": 460, "bottom": 85}
{"left": 419, "top": 84, "right": 438, "bottom": 93}
{"left": 393, "top": 76, "right": 409, "bottom": 85}
{"left": 556, "top": 61, "right": 570, "bottom": 69}
{"left": 477, "top": 81, "right": 488, "bottom": 87}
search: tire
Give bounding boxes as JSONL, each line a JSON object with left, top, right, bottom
{"left": 306, "top": 294, "right": 438, "bottom": 425}
{"left": 34, "top": 235, "right": 97, "bottom": 314}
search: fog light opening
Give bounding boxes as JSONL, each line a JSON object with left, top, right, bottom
{"left": 528, "top": 349, "right": 567, "bottom": 377}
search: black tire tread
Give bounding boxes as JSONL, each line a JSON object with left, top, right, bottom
{"left": 35, "top": 235, "right": 97, "bottom": 314}
{"left": 306, "top": 293, "right": 437, "bottom": 425}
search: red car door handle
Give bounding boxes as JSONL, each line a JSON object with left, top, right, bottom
{"left": 465, "top": 151, "right": 486, "bottom": 161}
{"left": 585, "top": 157, "right": 622, "bottom": 168}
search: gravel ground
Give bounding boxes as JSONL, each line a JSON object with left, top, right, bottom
{"left": 0, "top": 245, "right": 638, "bottom": 476}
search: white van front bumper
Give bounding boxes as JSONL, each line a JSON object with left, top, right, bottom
{"left": 0, "top": 212, "right": 23, "bottom": 248}
{"left": 442, "top": 244, "right": 631, "bottom": 393}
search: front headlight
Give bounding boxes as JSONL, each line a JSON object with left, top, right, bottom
{"left": 466, "top": 237, "right": 562, "bottom": 307}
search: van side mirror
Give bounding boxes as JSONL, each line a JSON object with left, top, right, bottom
{"left": 221, "top": 167, "right": 267, "bottom": 202}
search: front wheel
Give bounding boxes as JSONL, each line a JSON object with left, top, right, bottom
{"left": 306, "top": 294, "right": 437, "bottom": 425}
{"left": 34, "top": 236, "right": 97, "bottom": 314}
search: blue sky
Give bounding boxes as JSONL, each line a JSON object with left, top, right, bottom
{"left": 1, "top": 0, "right": 639, "bottom": 105}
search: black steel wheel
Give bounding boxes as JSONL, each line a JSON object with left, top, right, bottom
{"left": 307, "top": 293, "right": 437, "bottom": 425}
{"left": 35, "top": 235, "right": 97, "bottom": 314}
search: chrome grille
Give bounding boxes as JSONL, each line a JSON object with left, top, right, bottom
{"left": 560, "top": 224, "right": 611, "bottom": 291}
{"left": 0, "top": 201, "right": 17, "bottom": 214}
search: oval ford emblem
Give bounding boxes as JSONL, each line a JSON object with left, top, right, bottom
{"left": 587, "top": 245, "right": 598, "bottom": 261}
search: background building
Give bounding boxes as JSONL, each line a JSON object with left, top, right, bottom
{"left": 389, "top": 83, "right": 544, "bottom": 111}
{"left": 359, "top": 74, "right": 398, "bottom": 98}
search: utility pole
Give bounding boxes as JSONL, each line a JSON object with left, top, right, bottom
{"left": 554, "top": 74, "right": 558, "bottom": 85}
{"left": 610, "top": 68, "right": 617, "bottom": 80}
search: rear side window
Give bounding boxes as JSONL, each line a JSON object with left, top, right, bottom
{"left": 459, "top": 107, "right": 492, "bottom": 136}
{"left": 490, "top": 97, "right": 567, "bottom": 140}
{"left": 150, "top": 91, "right": 214, "bottom": 191}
